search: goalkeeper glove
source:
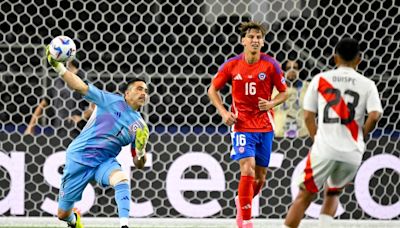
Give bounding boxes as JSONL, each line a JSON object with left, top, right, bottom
{"left": 45, "top": 45, "right": 67, "bottom": 76}
{"left": 135, "top": 125, "right": 149, "bottom": 159}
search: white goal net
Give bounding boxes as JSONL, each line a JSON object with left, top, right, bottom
{"left": 0, "top": 0, "right": 399, "bottom": 221}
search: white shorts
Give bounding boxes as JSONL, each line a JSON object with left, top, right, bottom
{"left": 298, "top": 152, "right": 359, "bottom": 193}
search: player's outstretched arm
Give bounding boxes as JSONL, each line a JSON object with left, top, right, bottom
{"left": 61, "top": 70, "right": 89, "bottom": 95}
{"left": 46, "top": 46, "right": 89, "bottom": 95}
{"left": 363, "top": 111, "right": 381, "bottom": 139}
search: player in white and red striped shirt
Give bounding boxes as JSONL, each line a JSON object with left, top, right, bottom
{"left": 283, "top": 38, "right": 383, "bottom": 228}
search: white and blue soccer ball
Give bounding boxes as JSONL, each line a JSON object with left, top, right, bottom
{"left": 49, "top": 35, "right": 76, "bottom": 62}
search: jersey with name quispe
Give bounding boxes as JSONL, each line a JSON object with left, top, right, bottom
{"left": 303, "top": 66, "right": 383, "bottom": 164}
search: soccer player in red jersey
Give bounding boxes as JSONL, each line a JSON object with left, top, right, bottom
{"left": 208, "top": 21, "right": 288, "bottom": 228}
{"left": 283, "top": 38, "right": 382, "bottom": 228}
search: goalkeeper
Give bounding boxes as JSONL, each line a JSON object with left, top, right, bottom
{"left": 46, "top": 47, "right": 149, "bottom": 228}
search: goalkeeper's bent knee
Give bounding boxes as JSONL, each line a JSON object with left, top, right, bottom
{"left": 109, "top": 170, "right": 128, "bottom": 187}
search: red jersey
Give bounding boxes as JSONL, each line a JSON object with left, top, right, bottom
{"left": 212, "top": 53, "right": 287, "bottom": 132}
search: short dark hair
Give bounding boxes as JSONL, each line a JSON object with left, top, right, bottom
{"left": 282, "top": 59, "right": 302, "bottom": 71}
{"left": 239, "top": 21, "right": 267, "bottom": 38}
{"left": 122, "top": 77, "right": 147, "bottom": 92}
{"left": 335, "top": 38, "right": 360, "bottom": 62}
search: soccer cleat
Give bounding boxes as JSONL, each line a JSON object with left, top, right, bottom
{"left": 235, "top": 196, "right": 243, "bottom": 228}
{"left": 242, "top": 220, "right": 253, "bottom": 228}
{"left": 121, "top": 226, "right": 129, "bottom": 228}
{"left": 67, "top": 208, "right": 84, "bottom": 228}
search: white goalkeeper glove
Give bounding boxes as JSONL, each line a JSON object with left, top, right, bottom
{"left": 45, "top": 45, "right": 67, "bottom": 76}
{"left": 135, "top": 125, "right": 149, "bottom": 159}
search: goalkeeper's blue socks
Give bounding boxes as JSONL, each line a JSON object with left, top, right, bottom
{"left": 114, "top": 182, "right": 130, "bottom": 227}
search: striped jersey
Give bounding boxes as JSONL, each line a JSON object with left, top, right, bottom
{"left": 66, "top": 84, "right": 146, "bottom": 167}
{"left": 212, "top": 53, "right": 287, "bottom": 132}
{"left": 303, "top": 66, "right": 383, "bottom": 164}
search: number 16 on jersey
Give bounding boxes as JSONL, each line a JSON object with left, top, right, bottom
{"left": 245, "top": 82, "right": 256, "bottom": 95}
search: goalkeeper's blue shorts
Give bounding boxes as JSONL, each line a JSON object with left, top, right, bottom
{"left": 230, "top": 131, "right": 274, "bottom": 167}
{"left": 58, "top": 157, "right": 121, "bottom": 211}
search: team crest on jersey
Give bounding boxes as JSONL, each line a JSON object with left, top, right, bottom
{"left": 130, "top": 122, "right": 141, "bottom": 134}
{"left": 281, "top": 77, "right": 286, "bottom": 84}
{"left": 258, "top": 72, "right": 266, "bottom": 80}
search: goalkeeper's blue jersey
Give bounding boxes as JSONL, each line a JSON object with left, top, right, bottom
{"left": 66, "top": 84, "right": 146, "bottom": 167}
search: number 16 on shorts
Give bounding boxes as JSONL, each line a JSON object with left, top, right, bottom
{"left": 230, "top": 133, "right": 247, "bottom": 158}
{"left": 235, "top": 133, "right": 247, "bottom": 147}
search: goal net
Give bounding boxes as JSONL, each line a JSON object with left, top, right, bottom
{"left": 1, "top": 0, "right": 399, "bottom": 221}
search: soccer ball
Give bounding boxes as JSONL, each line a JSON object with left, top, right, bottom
{"left": 48, "top": 36, "right": 76, "bottom": 62}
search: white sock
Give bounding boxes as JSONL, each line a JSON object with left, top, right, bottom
{"left": 282, "top": 225, "right": 291, "bottom": 228}
{"left": 319, "top": 214, "right": 334, "bottom": 226}
{"left": 119, "top": 217, "right": 128, "bottom": 227}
